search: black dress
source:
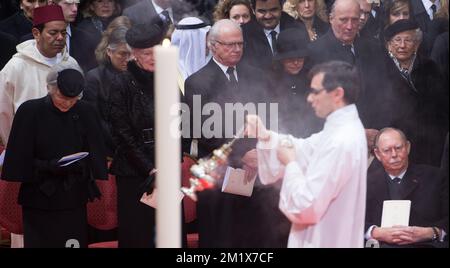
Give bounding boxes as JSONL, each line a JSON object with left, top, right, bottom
{"left": 1, "top": 96, "right": 108, "bottom": 248}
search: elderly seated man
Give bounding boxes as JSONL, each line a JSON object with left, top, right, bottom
{"left": 365, "top": 127, "right": 448, "bottom": 248}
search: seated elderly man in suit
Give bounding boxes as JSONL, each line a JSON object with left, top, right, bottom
{"left": 365, "top": 127, "right": 449, "bottom": 248}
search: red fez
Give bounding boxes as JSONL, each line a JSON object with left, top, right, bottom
{"left": 33, "top": 5, "right": 66, "bottom": 27}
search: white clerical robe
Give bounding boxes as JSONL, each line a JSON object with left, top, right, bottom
{"left": 257, "top": 104, "right": 367, "bottom": 248}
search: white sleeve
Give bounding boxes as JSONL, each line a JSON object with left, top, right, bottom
{"left": 256, "top": 131, "right": 284, "bottom": 185}
{"left": 256, "top": 131, "right": 320, "bottom": 185}
{"left": 0, "top": 67, "right": 16, "bottom": 145}
{"left": 279, "top": 140, "right": 354, "bottom": 225}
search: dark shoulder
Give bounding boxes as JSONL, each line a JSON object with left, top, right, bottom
{"left": 16, "top": 96, "right": 45, "bottom": 114}
{"left": 410, "top": 164, "right": 441, "bottom": 178}
{"left": 280, "top": 12, "right": 300, "bottom": 28}
{"left": 185, "top": 61, "right": 216, "bottom": 85}
{"left": 308, "top": 30, "right": 333, "bottom": 50}
{"left": 85, "top": 66, "right": 102, "bottom": 81}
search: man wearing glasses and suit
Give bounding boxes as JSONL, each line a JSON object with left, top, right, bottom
{"left": 183, "top": 19, "right": 289, "bottom": 248}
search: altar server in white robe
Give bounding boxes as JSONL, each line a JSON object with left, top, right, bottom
{"left": 246, "top": 61, "right": 368, "bottom": 248}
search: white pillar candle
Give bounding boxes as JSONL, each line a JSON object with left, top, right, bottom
{"left": 155, "top": 39, "right": 181, "bottom": 248}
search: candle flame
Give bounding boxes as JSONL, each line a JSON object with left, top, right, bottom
{"left": 162, "top": 39, "right": 171, "bottom": 47}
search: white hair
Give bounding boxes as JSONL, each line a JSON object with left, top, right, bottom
{"left": 46, "top": 61, "right": 83, "bottom": 86}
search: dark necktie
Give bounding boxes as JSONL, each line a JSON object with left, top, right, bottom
{"left": 270, "top": 30, "right": 277, "bottom": 54}
{"left": 161, "top": 10, "right": 172, "bottom": 25}
{"left": 431, "top": 4, "right": 437, "bottom": 18}
{"left": 226, "top": 67, "right": 238, "bottom": 87}
{"left": 343, "top": 44, "right": 355, "bottom": 64}
{"left": 389, "top": 177, "right": 402, "bottom": 200}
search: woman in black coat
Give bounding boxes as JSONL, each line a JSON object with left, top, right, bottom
{"left": 1, "top": 63, "right": 108, "bottom": 248}
{"left": 383, "top": 20, "right": 448, "bottom": 166}
{"left": 108, "top": 23, "right": 164, "bottom": 248}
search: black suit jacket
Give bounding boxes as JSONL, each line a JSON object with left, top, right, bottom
{"left": 184, "top": 59, "right": 289, "bottom": 248}
{"left": 241, "top": 12, "right": 307, "bottom": 71}
{"left": 411, "top": 0, "right": 432, "bottom": 33}
{"left": 0, "top": 11, "right": 32, "bottom": 41}
{"left": 307, "top": 29, "right": 391, "bottom": 129}
{"left": 123, "top": 0, "right": 187, "bottom": 25}
{"left": 184, "top": 59, "right": 272, "bottom": 163}
{"left": 366, "top": 164, "right": 449, "bottom": 240}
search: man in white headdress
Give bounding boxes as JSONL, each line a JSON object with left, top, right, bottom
{"left": 171, "top": 17, "right": 211, "bottom": 92}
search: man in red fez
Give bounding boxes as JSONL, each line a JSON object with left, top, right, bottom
{"left": 1, "top": 3, "right": 79, "bottom": 160}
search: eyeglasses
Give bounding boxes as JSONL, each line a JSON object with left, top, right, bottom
{"left": 390, "top": 37, "right": 415, "bottom": 46}
{"left": 215, "top": 40, "right": 244, "bottom": 49}
{"left": 307, "top": 87, "right": 326, "bottom": 95}
{"left": 377, "top": 144, "right": 406, "bottom": 156}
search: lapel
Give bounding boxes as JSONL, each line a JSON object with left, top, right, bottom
{"left": 326, "top": 31, "right": 347, "bottom": 61}
{"left": 398, "top": 166, "right": 420, "bottom": 199}
{"left": 373, "top": 171, "right": 391, "bottom": 201}
{"left": 208, "top": 59, "right": 229, "bottom": 85}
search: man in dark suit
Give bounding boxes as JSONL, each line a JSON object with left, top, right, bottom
{"left": 184, "top": 19, "right": 290, "bottom": 248}
{"left": 410, "top": 0, "right": 438, "bottom": 33}
{"left": 123, "top": 0, "right": 193, "bottom": 25}
{"left": 241, "top": 0, "right": 307, "bottom": 71}
{"left": 365, "top": 127, "right": 449, "bottom": 247}
{"left": 307, "top": 0, "right": 390, "bottom": 129}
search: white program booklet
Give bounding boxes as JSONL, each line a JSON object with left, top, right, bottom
{"left": 381, "top": 200, "right": 411, "bottom": 227}
{"left": 221, "top": 166, "right": 256, "bottom": 197}
{"left": 140, "top": 189, "right": 185, "bottom": 209}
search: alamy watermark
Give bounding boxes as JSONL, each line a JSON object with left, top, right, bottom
{"left": 171, "top": 95, "right": 279, "bottom": 139}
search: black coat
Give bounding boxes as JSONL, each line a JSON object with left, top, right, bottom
{"left": 241, "top": 12, "right": 308, "bottom": 71}
{"left": 122, "top": 0, "right": 188, "bottom": 25}
{"left": 184, "top": 59, "right": 272, "bottom": 163}
{"left": 307, "top": 29, "right": 392, "bottom": 129}
{"left": 0, "top": 11, "right": 32, "bottom": 41}
{"left": 267, "top": 68, "right": 324, "bottom": 138}
{"left": 84, "top": 64, "right": 123, "bottom": 157}
{"left": 431, "top": 31, "right": 449, "bottom": 90}
{"left": 411, "top": 0, "right": 432, "bottom": 33}
{"left": 75, "top": 17, "right": 115, "bottom": 71}
{"left": 109, "top": 61, "right": 155, "bottom": 178}
{"left": 384, "top": 53, "right": 448, "bottom": 166}
{"left": 0, "top": 31, "right": 16, "bottom": 70}
{"left": 1, "top": 96, "right": 108, "bottom": 210}
{"left": 366, "top": 163, "right": 449, "bottom": 246}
